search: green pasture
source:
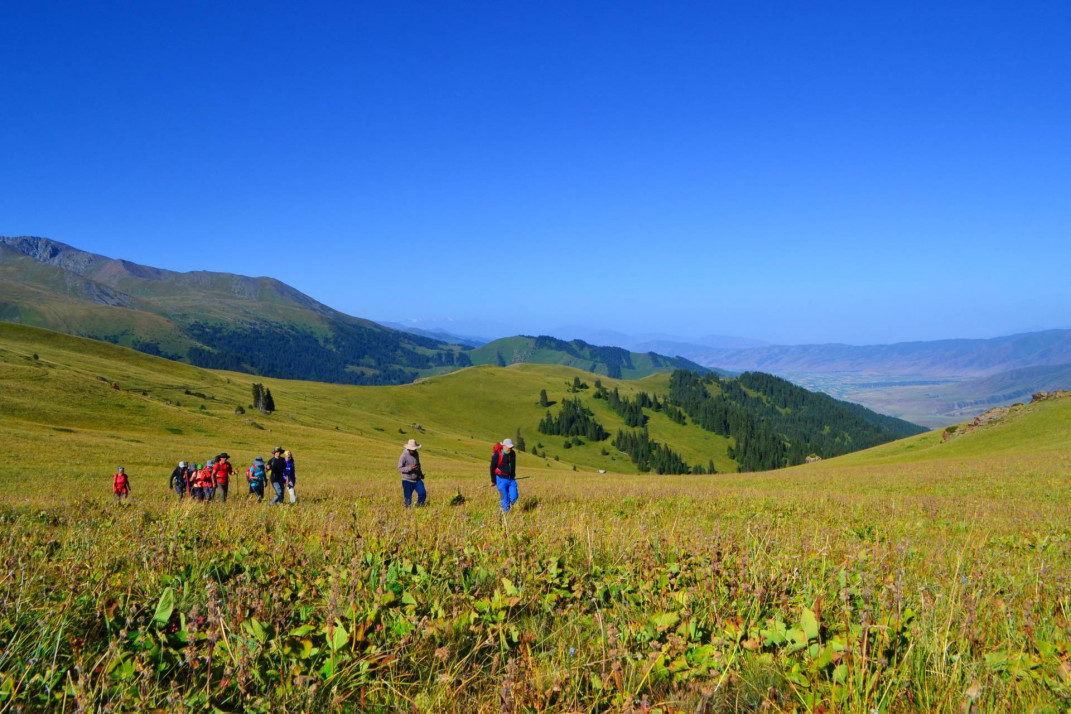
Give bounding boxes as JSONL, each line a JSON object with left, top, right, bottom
{"left": 0, "top": 323, "right": 1068, "bottom": 712}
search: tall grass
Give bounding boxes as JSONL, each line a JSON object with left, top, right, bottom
{"left": 1, "top": 455, "right": 1067, "bottom": 712}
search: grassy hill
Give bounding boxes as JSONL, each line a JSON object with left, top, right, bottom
{"left": 0, "top": 322, "right": 739, "bottom": 481}
{"left": 1, "top": 323, "right": 919, "bottom": 483}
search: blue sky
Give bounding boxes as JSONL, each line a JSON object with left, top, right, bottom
{"left": 2, "top": 1, "right": 1069, "bottom": 345}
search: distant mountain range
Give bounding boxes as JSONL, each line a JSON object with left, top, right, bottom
{"left": 693, "top": 332, "right": 1071, "bottom": 377}
{"left": 376, "top": 321, "right": 488, "bottom": 347}
{"left": 0, "top": 235, "right": 707, "bottom": 384}
{"left": 682, "top": 332, "right": 1071, "bottom": 428}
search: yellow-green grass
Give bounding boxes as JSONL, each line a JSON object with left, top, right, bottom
{"left": 1, "top": 323, "right": 1069, "bottom": 712}
{"left": 0, "top": 323, "right": 737, "bottom": 488}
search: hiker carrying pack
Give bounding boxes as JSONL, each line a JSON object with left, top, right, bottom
{"left": 213, "top": 453, "right": 233, "bottom": 502}
{"left": 190, "top": 464, "right": 206, "bottom": 501}
{"left": 170, "top": 461, "right": 188, "bottom": 498}
{"left": 267, "top": 447, "right": 287, "bottom": 505}
{"left": 490, "top": 439, "right": 518, "bottom": 513}
{"left": 248, "top": 457, "right": 266, "bottom": 502}
{"left": 113, "top": 467, "right": 131, "bottom": 500}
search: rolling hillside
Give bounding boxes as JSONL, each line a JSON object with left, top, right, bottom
{"left": 0, "top": 323, "right": 919, "bottom": 479}
{"left": 1, "top": 236, "right": 709, "bottom": 385}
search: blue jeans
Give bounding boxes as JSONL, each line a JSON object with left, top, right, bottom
{"left": 270, "top": 480, "right": 285, "bottom": 505}
{"left": 495, "top": 476, "right": 518, "bottom": 513}
{"left": 402, "top": 479, "right": 426, "bottom": 507}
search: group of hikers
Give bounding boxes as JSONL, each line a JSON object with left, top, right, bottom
{"left": 398, "top": 437, "right": 521, "bottom": 513}
{"left": 111, "top": 447, "right": 297, "bottom": 505}
{"left": 112, "top": 437, "right": 521, "bottom": 513}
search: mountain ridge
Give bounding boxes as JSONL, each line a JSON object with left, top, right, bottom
{"left": 0, "top": 235, "right": 712, "bottom": 385}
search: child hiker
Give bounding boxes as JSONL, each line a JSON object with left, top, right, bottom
{"left": 113, "top": 466, "right": 131, "bottom": 500}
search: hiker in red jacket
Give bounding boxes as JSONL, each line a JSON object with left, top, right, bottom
{"left": 213, "top": 453, "right": 234, "bottom": 502}
{"left": 490, "top": 439, "right": 518, "bottom": 513}
{"left": 113, "top": 467, "right": 131, "bottom": 500}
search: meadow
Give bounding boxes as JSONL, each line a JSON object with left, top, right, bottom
{"left": 1, "top": 324, "right": 1069, "bottom": 712}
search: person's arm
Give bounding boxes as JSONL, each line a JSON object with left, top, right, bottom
{"left": 490, "top": 453, "right": 498, "bottom": 484}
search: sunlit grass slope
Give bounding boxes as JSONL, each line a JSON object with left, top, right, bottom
{"left": 1, "top": 323, "right": 1070, "bottom": 711}
{"left": 0, "top": 323, "right": 736, "bottom": 485}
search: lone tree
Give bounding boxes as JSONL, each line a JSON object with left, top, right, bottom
{"left": 539, "top": 389, "right": 549, "bottom": 407}
{"left": 514, "top": 427, "right": 526, "bottom": 452}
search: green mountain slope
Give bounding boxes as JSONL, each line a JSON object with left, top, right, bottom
{"left": 465, "top": 335, "right": 709, "bottom": 379}
{"left": 1, "top": 236, "right": 718, "bottom": 387}
{"left": 1, "top": 236, "right": 467, "bottom": 384}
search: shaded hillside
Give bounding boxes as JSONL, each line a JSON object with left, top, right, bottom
{"left": 664, "top": 370, "right": 925, "bottom": 471}
{"left": 466, "top": 335, "right": 712, "bottom": 379}
{"left": 1, "top": 236, "right": 716, "bottom": 388}
{"left": 0, "top": 236, "right": 467, "bottom": 385}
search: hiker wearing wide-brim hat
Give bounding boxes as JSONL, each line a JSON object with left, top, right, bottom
{"left": 397, "top": 439, "right": 426, "bottom": 507}
{"left": 267, "top": 447, "right": 288, "bottom": 505}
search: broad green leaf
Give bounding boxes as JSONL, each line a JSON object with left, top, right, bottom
{"left": 152, "top": 587, "right": 175, "bottom": 626}
{"left": 651, "top": 612, "right": 680, "bottom": 630}
{"left": 331, "top": 623, "right": 349, "bottom": 651}
{"left": 801, "top": 608, "right": 819, "bottom": 641}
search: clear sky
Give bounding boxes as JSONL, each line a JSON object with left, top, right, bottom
{"left": 2, "top": 1, "right": 1069, "bottom": 345}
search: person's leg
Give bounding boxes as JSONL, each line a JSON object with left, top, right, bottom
{"left": 496, "top": 476, "right": 511, "bottom": 513}
{"left": 254, "top": 483, "right": 264, "bottom": 502}
{"left": 402, "top": 480, "right": 415, "bottom": 507}
{"left": 414, "top": 480, "right": 427, "bottom": 507}
{"left": 219, "top": 482, "right": 228, "bottom": 502}
{"left": 507, "top": 479, "right": 518, "bottom": 509}
{"left": 270, "top": 481, "right": 283, "bottom": 505}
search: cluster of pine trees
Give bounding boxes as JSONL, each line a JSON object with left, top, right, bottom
{"left": 537, "top": 398, "right": 608, "bottom": 441}
{"left": 251, "top": 382, "right": 275, "bottom": 414}
{"left": 185, "top": 322, "right": 467, "bottom": 386}
{"left": 612, "top": 428, "right": 690, "bottom": 474}
{"left": 603, "top": 387, "right": 648, "bottom": 427}
{"left": 667, "top": 371, "right": 786, "bottom": 471}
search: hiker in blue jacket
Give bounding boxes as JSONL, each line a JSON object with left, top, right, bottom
{"left": 490, "top": 438, "right": 518, "bottom": 513}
